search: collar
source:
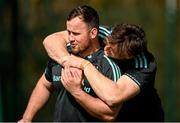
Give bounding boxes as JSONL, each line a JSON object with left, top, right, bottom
{"left": 84, "top": 48, "right": 104, "bottom": 63}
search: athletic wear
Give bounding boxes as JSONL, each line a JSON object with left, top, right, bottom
{"left": 98, "top": 26, "right": 112, "bottom": 47}
{"left": 44, "top": 48, "right": 120, "bottom": 121}
{"left": 99, "top": 26, "right": 164, "bottom": 121}
{"left": 111, "top": 51, "right": 164, "bottom": 121}
{"left": 44, "top": 26, "right": 164, "bottom": 121}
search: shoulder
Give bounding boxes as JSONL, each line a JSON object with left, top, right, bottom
{"left": 98, "top": 26, "right": 112, "bottom": 45}
{"left": 94, "top": 49, "right": 119, "bottom": 68}
{"left": 99, "top": 26, "right": 112, "bottom": 38}
{"left": 98, "top": 54, "right": 121, "bottom": 81}
{"left": 123, "top": 52, "right": 157, "bottom": 90}
{"left": 88, "top": 49, "right": 121, "bottom": 81}
{"left": 133, "top": 52, "right": 156, "bottom": 72}
{"left": 121, "top": 51, "right": 157, "bottom": 71}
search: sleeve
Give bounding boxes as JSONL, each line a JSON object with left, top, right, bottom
{"left": 100, "top": 55, "right": 121, "bottom": 82}
{"left": 98, "top": 26, "right": 112, "bottom": 47}
{"left": 44, "top": 57, "right": 56, "bottom": 82}
{"left": 124, "top": 63, "right": 156, "bottom": 90}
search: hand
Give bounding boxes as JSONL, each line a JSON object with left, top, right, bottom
{"left": 63, "top": 54, "right": 84, "bottom": 69}
{"left": 18, "top": 118, "right": 31, "bottom": 123}
{"left": 61, "top": 66, "right": 83, "bottom": 95}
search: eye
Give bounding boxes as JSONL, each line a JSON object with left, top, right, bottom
{"left": 72, "top": 32, "right": 79, "bottom": 36}
{"left": 67, "top": 30, "right": 71, "bottom": 35}
{"left": 103, "top": 41, "right": 107, "bottom": 45}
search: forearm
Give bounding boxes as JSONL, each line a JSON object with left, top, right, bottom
{"left": 65, "top": 56, "right": 140, "bottom": 108}
{"left": 83, "top": 62, "right": 140, "bottom": 107}
{"left": 72, "top": 89, "right": 120, "bottom": 121}
{"left": 43, "top": 31, "right": 70, "bottom": 64}
{"left": 83, "top": 63, "right": 121, "bottom": 106}
{"left": 64, "top": 56, "right": 123, "bottom": 106}
{"left": 61, "top": 66, "right": 119, "bottom": 121}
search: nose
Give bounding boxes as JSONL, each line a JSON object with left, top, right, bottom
{"left": 104, "top": 43, "right": 111, "bottom": 49}
{"left": 104, "top": 44, "right": 111, "bottom": 52}
{"left": 69, "top": 33, "right": 75, "bottom": 41}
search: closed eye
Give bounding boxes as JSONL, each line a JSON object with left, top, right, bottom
{"left": 72, "top": 32, "right": 80, "bottom": 36}
{"left": 68, "top": 30, "right": 80, "bottom": 36}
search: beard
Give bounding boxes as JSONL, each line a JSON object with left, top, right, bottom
{"left": 70, "top": 42, "right": 91, "bottom": 57}
{"left": 71, "top": 44, "right": 81, "bottom": 55}
{"left": 71, "top": 48, "right": 79, "bottom": 54}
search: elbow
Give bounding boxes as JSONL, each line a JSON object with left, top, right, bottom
{"left": 101, "top": 111, "right": 119, "bottom": 121}
{"left": 105, "top": 96, "right": 121, "bottom": 107}
{"left": 103, "top": 115, "right": 116, "bottom": 122}
{"left": 43, "top": 36, "right": 50, "bottom": 49}
{"left": 101, "top": 104, "right": 122, "bottom": 121}
{"left": 106, "top": 100, "right": 117, "bottom": 107}
{"left": 103, "top": 91, "right": 125, "bottom": 107}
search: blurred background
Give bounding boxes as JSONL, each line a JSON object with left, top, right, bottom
{"left": 0, "top": 0, "right": 179, "bottom": 121}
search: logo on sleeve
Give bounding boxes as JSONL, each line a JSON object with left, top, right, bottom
{"left": 53, "top": 75, "right": 61, "bottom": 82}
{"left": 83, "top": 86, "right": 91, "bottom": 93}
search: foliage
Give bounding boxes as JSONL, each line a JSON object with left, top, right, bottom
{"left": 0, "top": 0, "right": 179, "bottom": 121}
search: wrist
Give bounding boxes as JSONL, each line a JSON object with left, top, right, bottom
{"left": 60, "top": 55, "right": 70, "bottom": 65}
{"left": 22, "top": 113, "right": 33, "bottom": 122}
{"left": 21, "top": 117, "right": 32, "bottom": 122}
{"left": 80, "top": 60, "right": 91, "bottom": 70}
{"left": 72, "top": 89, "right": 84, "bottom": 99}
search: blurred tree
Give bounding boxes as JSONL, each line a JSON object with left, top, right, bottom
{"left": 0, "top": 0, "right": 179, "bottom": 121}
{"left": 165, "top": 0, "right": 177, "bottom": 121}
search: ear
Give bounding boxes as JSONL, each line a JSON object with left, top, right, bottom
{"left": 90, "top": 27, "right": 98, "bottom": 39}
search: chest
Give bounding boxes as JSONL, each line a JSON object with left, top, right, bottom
{"left": 51, "top": 64, "right": 98, "bottom": 96}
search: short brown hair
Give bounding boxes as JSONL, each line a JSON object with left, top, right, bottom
{"left": 109, "top": 23, "right": 148, "bottom": 60}
{"left": 67, "top": 5, "right": 99, "bottom": 29}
